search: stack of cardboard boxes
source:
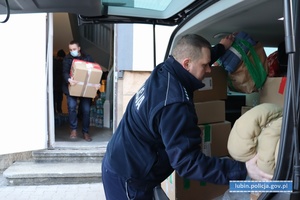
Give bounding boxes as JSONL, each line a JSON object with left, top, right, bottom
{"left": 160, "top": 68, "right": 287, "bottom": 199}
{"left": 161, "top": 67, "right": 231, "bottom": 200}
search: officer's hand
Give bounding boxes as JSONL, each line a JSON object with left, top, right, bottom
{"left": 219, "top": 34, "right": 235, "bottom": 50}
{"left": 246, "top": 154, "right": 273, "bottom": 181}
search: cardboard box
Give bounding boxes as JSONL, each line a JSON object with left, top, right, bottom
{"left": 193, "top": 67, "right": 228, "bottom": 102}
{"left": 241, "top": 106, "right": 253, "bottom": 115}
{"left": 69, "top": 59, "right": 103, "bottom": 98}
{"left": 161, "top": 172, "right": 229, "bottom": 200}
{"left": 195, "top": 100, "right": 225, "bottom": 124}
{"left": 161, "top": 121, "right": 231, "bottom": 200}
{"left": 259, "top": 77, "right": 286, "bottom": 107}
{"left": 198, "top": 121, "right": 231, "bottom": 157}
{"left": 245, "top": 92, "right": 260, "bottom": 107}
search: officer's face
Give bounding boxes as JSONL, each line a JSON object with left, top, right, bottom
{"left": 184, "top": 47, "right": 211, "bottom": 81}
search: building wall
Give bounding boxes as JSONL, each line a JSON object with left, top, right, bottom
{"left": 116, "top": 71, "right": 151, "bottom": 127}
{"left": 0, "top": 152, "right": 32, "bottom": 171}
{"left": 113, "top": 24, "right": 175, "bottom": 128}
{"left": 53, "top": 13, "right": 73, "bottom": 56}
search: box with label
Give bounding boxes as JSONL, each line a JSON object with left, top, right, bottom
{"left": 198, "top": 121, "right": 231, "bottom": 157}
{"left": 259, "top": 77, "right": 286, "bottom": 107}
{"left": 195, "top": 100, "right": 225, "bottom": 124}
{"left": 69, "top": 59, "right": 103, "bottom": 98}
{"left": 161, "top": 171, "right": 229, "bottom": 200}
{"left": 193, "top": 66, "right": 228, "bottom": 102}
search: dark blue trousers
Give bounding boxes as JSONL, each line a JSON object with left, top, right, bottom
{"left": 102, "top": 154, "right": 157, "bottom": 200}
{"left": 66, "top": 95, "right": 91, "bottom": 133}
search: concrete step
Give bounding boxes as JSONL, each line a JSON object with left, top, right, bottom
{"left": 32, "top": 148, "right": 106, "bottom": 163}
{"left": 3, "top": 161, "right": 102, "bottom": 186}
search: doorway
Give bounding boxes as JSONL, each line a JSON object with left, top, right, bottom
{"left": 51, "top": 13, "right": 113, "bottom": 148}
{"left": 54, "top": 93, "right": 113, "bottom": 148}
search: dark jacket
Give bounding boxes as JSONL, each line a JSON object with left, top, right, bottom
{"left": 105, "top": 45, "right": 247, "bottom": 186}
{"left": 62, "top": 52, "right": 94, "bottom": 95}
{"left": 53, "top": 57, "right": 63, "bottom": 92}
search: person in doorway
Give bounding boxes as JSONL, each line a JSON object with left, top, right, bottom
{"left": 102, "top": 34, "right": 273, "bottom": 200}
{"left": 62, "top": 40, "right": 98, "bottom": 142}
{"left": 53, "top": 49, "right": 66, "bottom": 114}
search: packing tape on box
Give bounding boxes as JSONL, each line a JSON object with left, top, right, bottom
{"left": 200, "top": 181, "right": 206, "bottom": 186}
{"left": 82, "top": 68, "right": 92, "bottom": 96}
{"left": 182, "top": 179, "right": 208, "bottom": 190}
{"left": 74, "top": 67, "right": 99, "bottom": 97}
{"left": 202, "top": 124, "right": 212, "bottom": 157}
{"left": 169, "top": 174, "right": 173, "bottom": 184}
{"left": 184, "top": 179, "right": 190, "bottom": 189}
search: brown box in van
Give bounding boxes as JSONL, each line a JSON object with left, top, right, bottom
{"left": 161, "top": 122, "right": 231, "bottom": 199}
{"left": 69, "top": 59, "right": 103, "bottom": 98}
{"left": 194, "top": 100, "right": 225, "bottom": 124}
{"left": 193, "top": 66, "right": 228, "bottom": 102}
{"left": 161, "top": 171, "right": 228, "bottom": 200}
{"left": 198, "top": 121, "right": 231, "bottom": 157}
{"left": 259, "top": 77, "right": 286, "bottom": 107}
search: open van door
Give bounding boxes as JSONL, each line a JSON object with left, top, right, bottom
{"left": 260, "top": 0, "right": 300, "bottom": 199}
{"left": 0, "top": 13, "right": 48, "bottom": 155}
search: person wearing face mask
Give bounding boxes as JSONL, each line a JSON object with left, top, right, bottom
{"left": 62, "top": 40, "right": 95, "bottom": 142}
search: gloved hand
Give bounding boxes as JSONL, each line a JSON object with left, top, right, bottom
{"left": 94, "top": 83, "right": 101, "bottom": 90}
{"left": 68, "top": 77, "right": 79, "bottom": 86}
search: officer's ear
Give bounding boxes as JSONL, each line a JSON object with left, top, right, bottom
{"left": 182, "top": 58, "right": 190, "bottom": 70}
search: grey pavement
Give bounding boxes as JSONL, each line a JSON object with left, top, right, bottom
{"left": 0, "top": 172, "right": 106, "bottom": 200}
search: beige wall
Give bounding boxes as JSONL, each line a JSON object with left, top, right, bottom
{"left": 52, "top": 13, "right": 73, "bottom": 113}
{"left": 53, "top": 13, "right": 73, "bottom": 56}
{"left": 116, "top": 71, "right": 151, "bottom": 126}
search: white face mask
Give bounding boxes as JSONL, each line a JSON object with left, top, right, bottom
{"left": 70, "top": 50, "right": 79, "bottom": 57}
